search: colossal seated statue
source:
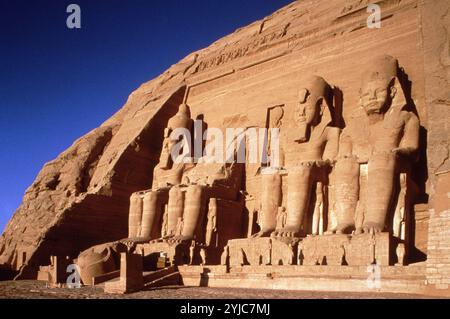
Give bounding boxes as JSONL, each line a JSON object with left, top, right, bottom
{"left": 127, "top": 103, "right": 194, "bottom": 241}
{"left": 167, "top": 157, "right": 244, "bottom": 243}
{"left": 270, "top": 75, "right": 341, "bottom": 238}
{"left": 333, "top": 55, "right": 420, "bottom": 236}
{"left": 253, "top": 105, "right": 284, "bottom": 237}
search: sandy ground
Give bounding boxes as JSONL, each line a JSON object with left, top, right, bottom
{"left": 0, "top": 280, "right": 440, "bottom": 299}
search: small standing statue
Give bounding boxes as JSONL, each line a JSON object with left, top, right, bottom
{"left": 205, "top": 198, "right": 218, "bottom": 247}
{"left": 176, "top": 217, "right": 184, "bottom": 236}
{"left": 312, "top": 182, "right": 325, "bottom": 236}
{"left": 369, "top": 231, "right": 376, "bottom": 265}
{"left": 161, "top": 204, "right": 169, "bottom": 238}
{"left": 396, "top": 243, "right": 406, "bottom": 266}
{"left": 238, "top": 248, "right": 246, "bottom": 266}
{"left": 287, "top": 242, "right": 295, "bottom": 265}
{"left": 189, "top": 241, "right": 196, "bottom": 265}
{"left": 275, "top": 207, "right": 287, "bottom": 230}
{"left": 393, "top": 173, "right": 407, "bottom": 240}
{"left": 220, "top": 245, "right": 229, "bottom": 266}
{"left": 200, "top": 247, "right": 207, "bottom": 266}
{"left": 265, "top": 241, "right": 272, "bottom": 265}
{"left": 298, "top": 243, "right": 304, "bottom": 265}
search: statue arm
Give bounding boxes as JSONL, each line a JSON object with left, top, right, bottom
{"left": 322, "top": 127, "right": 341, "bottom": 163}
{"left": 209, "top": 163, "right": 237, "bottom": 185}
{"left": 151, "top": 166, "right": 161, "bottom": 189}
{"left": 394, "top": 113, "right": 420, "bottom": 156}
{"left": 337, "top": 129, "right": 353, "bottom": 158}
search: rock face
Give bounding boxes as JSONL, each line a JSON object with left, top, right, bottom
{"left": 0, "top": 0, "right": 449, "bottom": 291}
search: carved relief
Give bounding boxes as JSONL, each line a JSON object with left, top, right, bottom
{"left": 194, "top": 24, "right": 290, "bottom": 73}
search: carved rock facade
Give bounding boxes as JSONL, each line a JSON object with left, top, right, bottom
{"left": 0, "top": 0, "right": 449, "bottom": 294}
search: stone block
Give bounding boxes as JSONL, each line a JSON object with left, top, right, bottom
{"left": 104, "top": 253, "right": 143, "bottom": 294}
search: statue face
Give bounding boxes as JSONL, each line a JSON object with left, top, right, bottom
{"left": 361, "top": 79, "right": 390, "bottom": 115}
{"left": 269, "top": 107, "right": 283, "bottom": 128}
{"left": 295, "top": 91, "right": 320, "bottom": 126}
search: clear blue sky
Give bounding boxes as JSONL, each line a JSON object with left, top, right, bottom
{"left": 0, "top": 0, "right": 292, "bottom": 232}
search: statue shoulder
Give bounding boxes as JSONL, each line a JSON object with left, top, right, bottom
{"left": 401, "top": 110, "right": 419, "bottom": 123}
{"left": 326, "top": 126, "right": 341, "bottom": 136}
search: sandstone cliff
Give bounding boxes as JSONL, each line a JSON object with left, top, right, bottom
{"left": 1, "top": 0, "right": 448, "bottom": 276}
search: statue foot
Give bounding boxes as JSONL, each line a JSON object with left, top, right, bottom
{"left": 271, "top": 227, "right": 300, "bottom": 238}
{"left": 333, "top": 224, "right": 355, "bottom": 235}
{"left": 121, "top": 236, "right": 152, "bottom": 245}
{"left": 168, "top": 235, "right": 193, "bottom": 244}
{"left": 120, "top": 237, "right": 137, "bottom": 245}
{"left": 252, "top": 229, "right": 274, "bottom": 238}
{"left": 323, "top": 229, "right": 344, "bottom": 235}
{"left": 362, "top": 222, "right": 384, "bottom": 234}
{"left": 354, "top": 228, "right": 363, "bottom": 235}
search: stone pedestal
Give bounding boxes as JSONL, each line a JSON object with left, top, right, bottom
{"left": 228, "top": 233, "right": 391, "bottom": 267}
{"left": 228, "top": 237, "right": 299, "bottom": 266}
{"left": 271, "top": 238, "right": 299, "bottom": 266}
{"left": 300, "top": 233, "right": 391, "bottom": 266}
{"left": 228, "top": 238, "right": 271, "bottom": 266}
{"left": 300, "top": 234, "right": 348, "bottom": 266}
{"left": 104, "top": 253, "right": 143, "bottom": 294}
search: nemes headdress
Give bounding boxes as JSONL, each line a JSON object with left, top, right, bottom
{"left": 362, "top": 55, "right": 399, "bottom": 87}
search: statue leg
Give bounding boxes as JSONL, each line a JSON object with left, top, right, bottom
{"left": 312, "top": 182, "right": 324, "bottom": 235}
{"left": 393, "top": 173, "right": 407, "bottom": 239}
{"left": 180, "top": 185, "right": 205, "bottom": 241}
{"left": 167, "top": 186, "right": 184, "bottom": 236}
{"left": 254, "top": 171, "right": 282, "bottom": 237}
{"left": 364, "top": 152, "right": 396, "bottom": 233}
{"left": 334, "top": 156, "right": 359, "bottom": 234}
{"left": 128, "top": 192, "right": 143, "bottom": 238}
{"left": 354, "top": 164, "right": 368, "bottom": 234}
{"left": 273, "top": 163, "right": 313, "bottom": 237}
{"left": 140, "top": 191, "right": 159, "bottom": 239}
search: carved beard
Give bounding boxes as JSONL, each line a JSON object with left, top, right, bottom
{"left": 295, "top": 121, "right": 309, "bottom": 143}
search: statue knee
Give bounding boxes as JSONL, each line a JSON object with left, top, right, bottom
{"left": 169, "top": 186, "right": 182, "bottom": 201}
{"left": 130, "top": 191, "right": 141, "bottom": 201}
{"left": 145, "top": 190, "right": 158, "bottom": 201}
{"left": 186, "top": 185, "right": 204, "bottom": 202}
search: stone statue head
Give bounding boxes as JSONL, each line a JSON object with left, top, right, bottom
{"left": 295, "top": 75, "right": 333, "bottom": 142}
{"left": 159, "top": 103, "right": 192, "bottom": 168}
{"left": 269, "top": 106, "right": 284, "bottom": 128}
{"left": 167, "top": 103, "right": 192, "bottom": 135}
{"left": 177, "top": 103, "right": 191, "bottom": 118}
{"left": 360, "top": 55, "right": 400, "bottom": 116}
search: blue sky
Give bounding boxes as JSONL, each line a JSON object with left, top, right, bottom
{"left": 0, "top": 0, "right": 292, "bottom": 232}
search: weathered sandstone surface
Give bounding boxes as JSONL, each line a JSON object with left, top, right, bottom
{"left": 0, "top": 0, "right": 449, "bottom": 290}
